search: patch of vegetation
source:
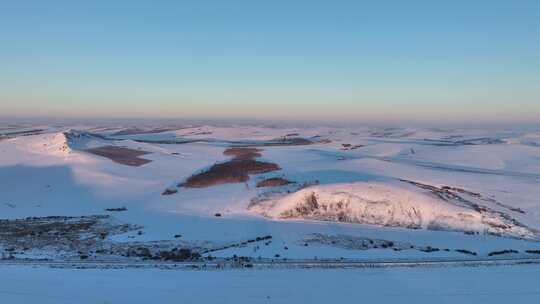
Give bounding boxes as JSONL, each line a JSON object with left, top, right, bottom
{"left": 488, "top": 249, "right": 519, "bottom": 256}
{"left": 202, "top": 235, "right": 272, "bottom": 254}
{"left": 161, "top": 188, "right": 178, "bottom": 195}
{"left": 181, "top": 147, "right": 280, "bottom": 188}
{"left": 419, "top": 246, "right": 440, "bottom": 253}
{"left": 340, "top": 143, "right": 363, "bottom": 150}
{"left": 155, "top": 248, "right": 201, "bottom": 262}
{"left": 455, "top": 249, "right": 477, "bottom": 256}
{"left": 105, "top": 207, "right": 128, "bottom": 212}
{"left": 223, "top": 147, "right": 262, "bottom": 159}
{"left": 86, "top": 146, "right": 152, "bottom": 166}
{"left": 256, "top": 177, "right": 293, "bottom": 188}
{"left": 0, "top": 215, "right": 139, "bottom": 259}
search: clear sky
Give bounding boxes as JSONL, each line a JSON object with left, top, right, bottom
{"left": 1, "top": 0, "right": 539, "bottom": 123}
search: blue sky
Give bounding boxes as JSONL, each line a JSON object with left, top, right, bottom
{"left": 1, "top": 0, "right": 539, "bottom": 123}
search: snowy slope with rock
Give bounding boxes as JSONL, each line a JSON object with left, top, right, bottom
{"left": 250, "top": 181, "right": 538, "bottom": 240}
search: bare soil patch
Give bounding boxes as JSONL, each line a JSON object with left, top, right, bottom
{"left": 256, "top": 177, "right": 293, "bottom": 188}
{"left": 86, "top": 146, "right": 152, "bottom": 166}
{"left": 223, "top": 147, "right": 262, "bottom": 159}
{"left": 181, "top": 147, "right": 280, "bottom": 188}
{"left": 182, "top": 159, "right": 279, "bottom": 188}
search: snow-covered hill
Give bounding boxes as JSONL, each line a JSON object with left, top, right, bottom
{"left": 250, "top": 181, "right": 538, "bottom": 240}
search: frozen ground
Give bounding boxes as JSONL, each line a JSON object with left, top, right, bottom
{"left": 1, "top": 123, "right": 540, "bottom": 262}
{"left": 1, "top": 122, "right": 540, "bottom": 303}
{"left": 1, "top": 264, "right": 540, "bottom": 304}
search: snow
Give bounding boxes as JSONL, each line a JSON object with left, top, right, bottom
{"left": 1, "top": 264, "right": 540, "bottom": 303}
{"left": 1, "top": 123, "right": 540, "bottom": 261}
{"left": 3, "top": 122, "right": 540, "bottom": 303}
{"left": 250, "top": 181, "right": 536, "bottom": 240}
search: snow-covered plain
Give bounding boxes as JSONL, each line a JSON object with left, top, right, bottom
{"left": 2, "top": 264, "right": 540, "bottom": 304}
{"left": 2, "top": 123, "right": 540, "bottom": 258}
{"left": 1, "top": 122, "right": 540, "bottom": 301}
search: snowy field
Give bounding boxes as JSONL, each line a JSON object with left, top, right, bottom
{"left": 1, "top": 122, "right": 540, "bottom": 301}
{"left": 2, "top": 264, "right": 540, "bottom": 304}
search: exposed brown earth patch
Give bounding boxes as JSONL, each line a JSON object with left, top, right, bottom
{"left": 256, "top": 177, "right": 293, "bottom": 188}
{"left": 86, "top": 146, "right": 152, "bottom": 167}
{"left": 223, "top": 147, "right": 262, "bottom": 159}
{"left": 182, "top": 159, "right": 279, "bottom": 188}
{"left": 181, "top": 147, "right": 280, "bottom": 188}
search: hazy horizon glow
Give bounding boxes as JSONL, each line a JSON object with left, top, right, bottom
{"left": 1, "top": 1, "right": 539, "bottom": 123}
